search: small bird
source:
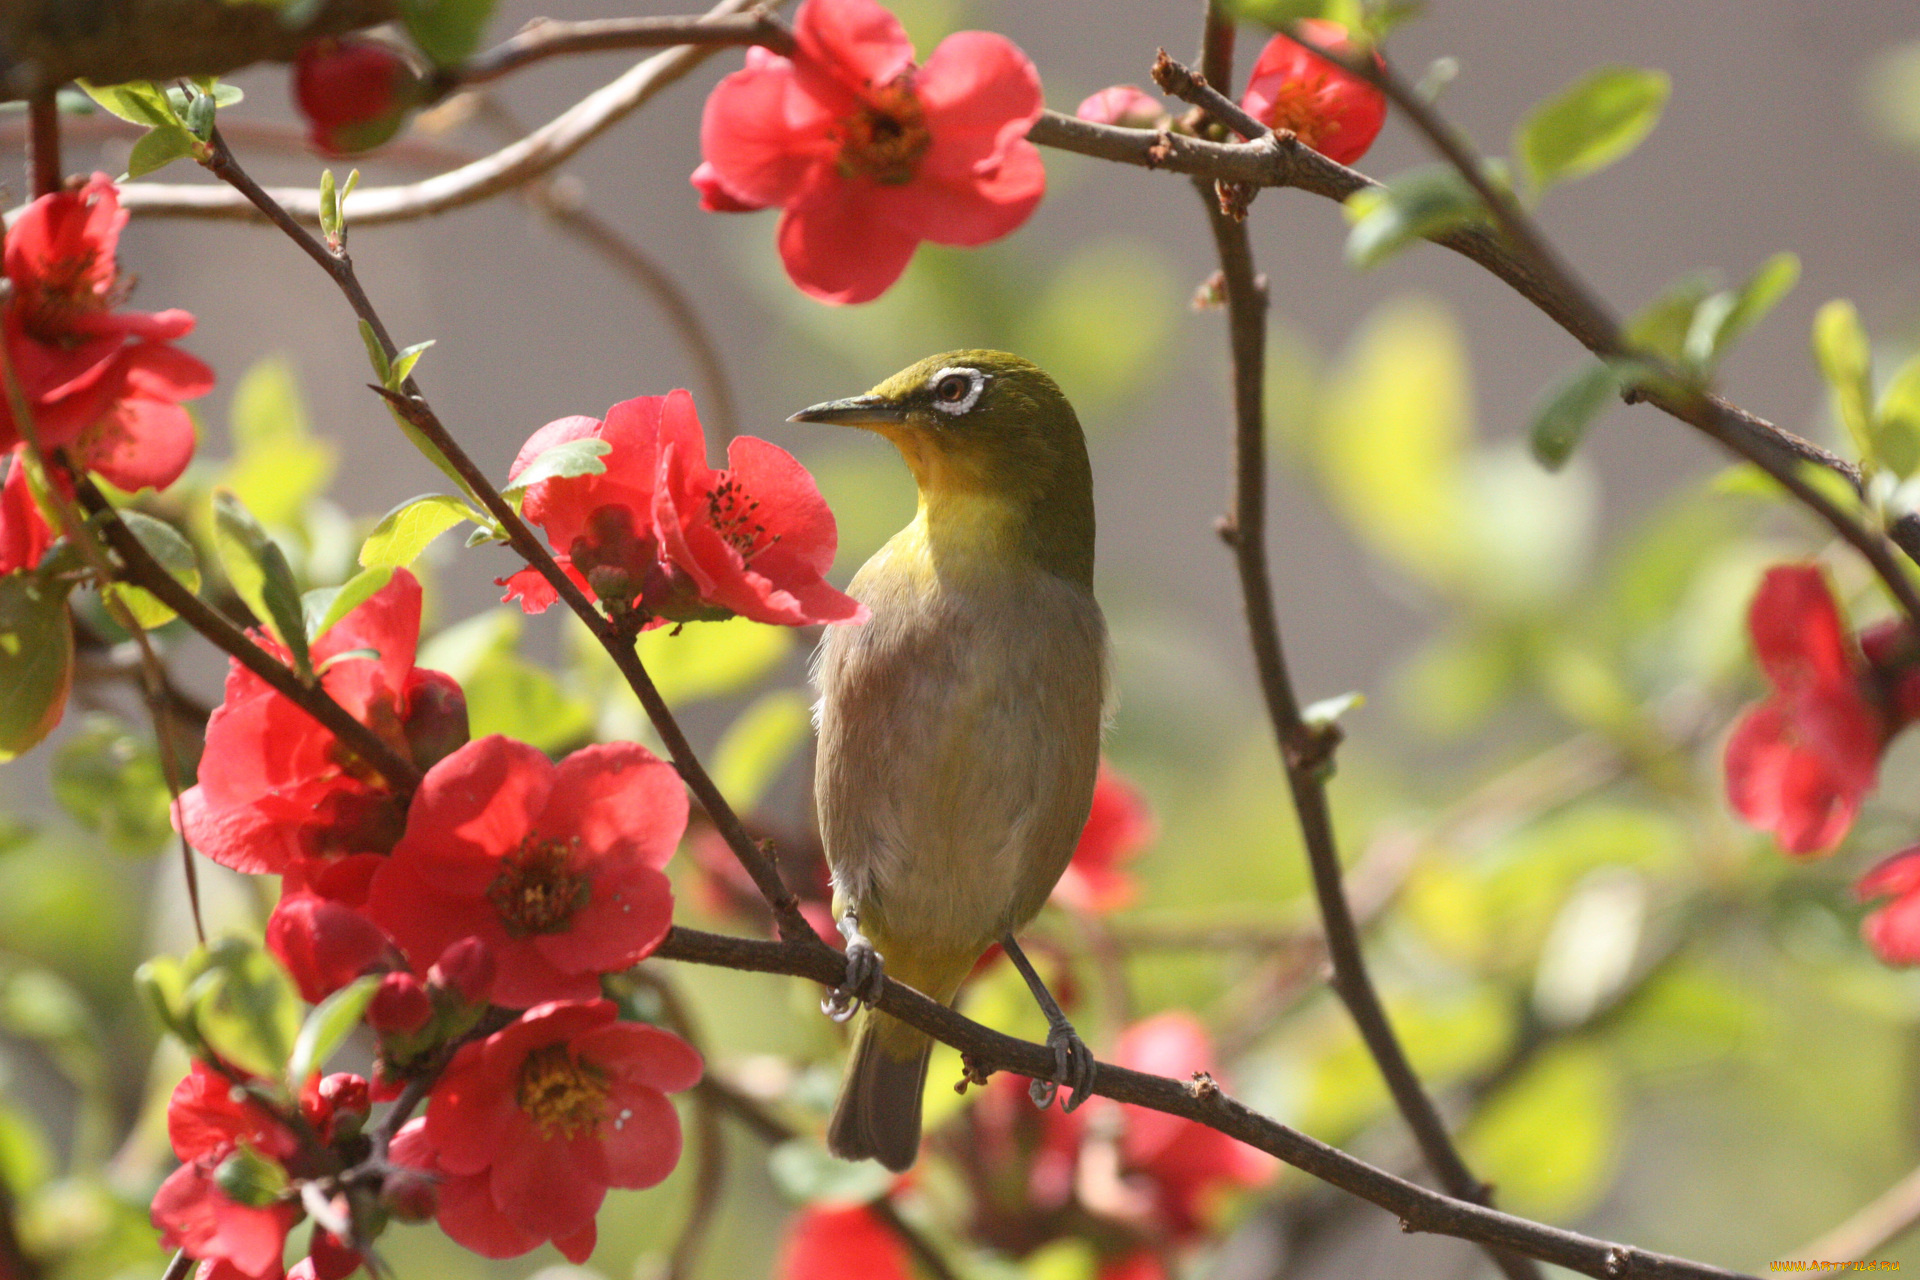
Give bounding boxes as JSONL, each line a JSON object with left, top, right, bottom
{"left": 791, "top": 350, "right": 1108, "bottom": 1172}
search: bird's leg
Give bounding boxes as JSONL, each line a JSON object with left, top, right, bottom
{"left": 1001, "top": 934, "right": 1096, "bottom": 1112}
{"left": 821, "top": 907, "right": 887, "bottom": 1023}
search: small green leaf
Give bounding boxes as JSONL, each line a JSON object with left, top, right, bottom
{"left": 1516, "top": 66, "right": 1669, "bottom": 193}
{"left": 710, "top": 691, "right": 812, "bottom": 811}
{"left": 1528, "top": 360, "right": 1655, "bottom": 470}
{"left": 102, "top": 510, "right": 199, "bottom": 629}
{"left": 287, "top": 975, "right": 380, "bottom": 1088}
{"left": 400, "top": 0, "right": 500, "bottom": 65}
{"left": 319, "top": 169, "right": 341, "bottom": 243}
{"left": 1812, "top": 299, "right": 1876, "bottom": 464}
{"left": 0, "top": 571, "right": 75, "bottom": 762}
{"left": 134, "top": 956, "right": 199, "bottom": 1047}
{"left": 1344, "top": 166, "right": 1491, "bottom": 270}
{"left": 357, "top": 320, "right": 392, "bottom": 385}
{"left": 1626, "top": 271, "right": 1718, "bottom": 364}
{"left": 126, "top": 125, "right": 197, "bottom": 178}
{"left": 1875, "top": 352, "right": 1920, "bottom": 480}
{"left": 387, "top": 339, "right": 435, "bottom": 390}
{"left": 183, "top": 937, "right": 303, "bottom": 1083}
{"left": 503, "top": 438, "right": 611, "bottom": 495}
{"left": 360, "top": 494, "right": 475, "bottom": 569}
{"left": 76, "top": 80, "right": 179, "bottom": 129}
{"left": 304, "top": 565, "right": 395, "bottom": 642}
{"left": 1681, "top": 252, "right": 1800, "bottom": 371}
{"left": 51, "top": 714, "right": 175, "bottom": 856}
{"left": 212, "top": 490, "right": 311, "bottom": 678}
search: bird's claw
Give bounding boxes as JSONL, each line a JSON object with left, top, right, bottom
{"left": 821, "top": 936, "right": 885, "bottom": 1023}
{"left": 1030, "top": 1020, "right": 1096, "bottom": 1112}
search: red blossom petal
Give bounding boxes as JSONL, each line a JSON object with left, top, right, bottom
{"left": 435, "top": 1164, "right": 544, "bottom": 1259}
{"left": 1241, "top": 20, "right": 1385, "bottom": 166}
{"left": 1054, "top": 762, "right": 1154, "bottom": 913}
{"left": 699, "top": 56, "right": 840, "bottom": 209}
{"left": 537, "top": 741, "right": 688, "bottom": 869}
{"left": 391, "top": 735, "right": 551, "bottom": 871}
{"left": 0, "top": 451, "right": 52, "bottom": 574}
{"left": 775, "top": 171, "right": 923, "bottom": 304}
{"left": 793, "top": 0, "right": 916, "bottom": 91}
{"left": 1748, "top": 564, "right": 1856, "bottom": 694}
{"left": 690, "top": 160, "right": 770, "bottom": 212}
{"left": 266, "top": 894, "right": 393, "bottom": 1003}
{"left": 777, "top": 1204, "right": 913, "bottom": 1280}
{"left": 488, "top": 1125, "right": 610, "bottom": 1239}
{"left": 1724, "top": 698, "right": 1877, "bottom": 855}
{"left": 530, "top": 861, "right": 674, "bottom": 977}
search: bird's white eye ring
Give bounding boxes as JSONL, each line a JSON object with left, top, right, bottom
{"left": 928, "top": 367, "right": 986, "bottom": 415}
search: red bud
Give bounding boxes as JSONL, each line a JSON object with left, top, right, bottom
{"left": 267, "top": 894, "right": 394, "bottom": 1003}
{"left": 366, "top": 972, "right": 432, "bottom": 1035}
{"left": 293, "top": 36, "right": 421, "bottom": 157}
{"left": 381, "top": 1166, "right": 440, "bottom": 1223}
{"left": 403, "top": 669, "right": 470, "bottom": 770}
{"left": 426, "top": 935, "right": 495, "bottom": 1004}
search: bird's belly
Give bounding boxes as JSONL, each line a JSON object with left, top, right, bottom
{"left": 813, "top": 572, "right": 1106, "bottom": 968}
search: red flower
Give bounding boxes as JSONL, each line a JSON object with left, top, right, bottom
{"left": 777, "top": 1204, "right": 912, "bottom": 1280}
{"left": 1241, "top": 20, "right": 1386, "bottom": 167}
{"left": 293, "top": 37, "right": 421, "bottom": 157}
{"left": 2, "top": 175, "right": 212, "bottom": 493}
{"left": 176, "top": 568, "right": 467, "bottom": 887}
{"left": 0, "top": 449, "right": 51, "bottom": 574}
{"left": 501, "top": 391, "right": 865, "bottom": 627}
{"left": 1053, "top": 762, "right": 1155, "bottom": 914}
{"left": 266, "top": 894, "right": 397, "bottom": 1003}
{"left": 1111, "top": 1013, "right": 1275, "bottom": 1240}
{"left": 399, "top": 1000, "right": 702, "bottom": 1260}
{"left": 695, "top": 0, "right": 1046, "bottom": 304}
{"left": 152, "top": 1063, "right": 301, "bottom": 1280}
{"left": 362, "top": 735, "right": 685, "bottom": 1008}
{"left": 1723, "top": 565, "right": 1918, "bottom": 855}
{"left": 1858, "top": 845, "right": 1920, "bottom": 965}
{"left": 1075, "top": 86, "right": 1165, "bottom": 129}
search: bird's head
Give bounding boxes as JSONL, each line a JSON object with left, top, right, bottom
{"left": 790, "top": 350, "right": 1094, "bottom": 584}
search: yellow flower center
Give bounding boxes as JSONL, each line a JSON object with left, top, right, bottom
{"left": 488, "top": 838, "right": 591, "bottom": 936}
{"left": 834, "top": 78, "right": 932, "bottom": 185}
{"left": 516, "top": 1044, "right": 609, "bottom": 1140}
{"left": 1258, "top": 76, "right": 1337, "bottom": 151}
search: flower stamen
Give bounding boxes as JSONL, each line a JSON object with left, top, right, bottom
{"left": 489, "top": 839, "right": 592, "bottom": 936}
{"left": 516, "top": 1044, "right": 610, "bottom": 1139}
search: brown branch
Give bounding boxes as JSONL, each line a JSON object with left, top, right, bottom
{"left": 197, "top": 128, "right": 815, "bottom": 947}
{"left": 1180, "top": 13, "right": 1535, "bottom": 1280}
{"left": 446, "top": 11, "right": 792, "bottom": 93}
{"left": 105, "top": 0, "right": 776, "bottom": 228}
{"left": 653, "top": 924, "right": 1753, "bottom": 1280}
{"left": 25, "top": 91, "right": 58, "bottom": 198}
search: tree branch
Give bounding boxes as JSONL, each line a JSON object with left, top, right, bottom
{"left": 1181, "top": 12, "right": 1534, "bottom": 1279}
{"left": 444, "top": 11, "right": 792, "bottom": 94}
{"left": 653, "top": 925, "right": 1754, "bottom": 1280}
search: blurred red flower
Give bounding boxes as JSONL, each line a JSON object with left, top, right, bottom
{"left": 362, "top": 735, "right": 685, "bottom": 1008}
{"left": 176, "top": 569, "right": 467, "bottom": 894}
{"left": 152, "top": 1063, "right": 302, "bottom": 1280}
{"left": 1241, "top": 20, "right": 1385, "bottom": 167}
{"left": 1723, "top": 565, "right": 1920, "bottom": 855}
{"left": 776, "top": 1203, "right": 913, "bottom": 1280}
{"left": 1053, "top": 762, "right": 1155, "bottom": 914}
{"left": 399, "top": 1000, "right": 702, "bottom": 1261}
{"left": 0, "top": 450, "right": 50, "bottom": 574}
{"left": 1858, "top": 845, "right": 1920, "bottom": 965}
{"left": 293, "top": 37, "right": 421, "bottom": 157}
{"left": 1075, "top": 86, "right": 1166, "bottom": 129}
{"left": 501, "top": 390, "right": 864, "bottom": 627}
{"left": 2, "top": 174, "right": 212, "bottom": 492}
{"left": 695, "top": 0, "right": 1046, "bottom": 303}
{"left": 266, "top": 894, "right": 398, "bottom": 1003}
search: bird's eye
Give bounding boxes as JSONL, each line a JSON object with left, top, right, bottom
{"left": 928, "top": 368, "right": 985, "bottom": 415}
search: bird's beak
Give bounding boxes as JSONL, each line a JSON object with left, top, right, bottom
{"left": 787, "top": 395, "right": 908, "bottom": 426}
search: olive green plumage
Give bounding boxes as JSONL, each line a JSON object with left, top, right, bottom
{"left": 793, "top": 351, "right": 1108, "bottom": 1171}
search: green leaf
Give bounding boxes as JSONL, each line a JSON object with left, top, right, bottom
{"left": 1626, "top": 271, "right": 1718, "bottom": 364}
{"left": 222, "top": 356, "right": 336, "bottom": 528}
{"left": 212, "top": 489, "right": 311, "bottom": 678}
{"left": 101, "top": 510, "right": 199, "bottom": 629}
{"left": 1527, "top": 359, "right": 1655, "bottom": 470}
{"left": 1876, "top": 351, "right": 1920, "bottom": 480}
{"left": 1344, "top": 166, "right": 1491, "bottom": 269}
{"left": 387, "top": 339, "right": 435, "bottom": 390}
{"left": 502, "top": 437, "right": 611, "bottom": 495}
{"left": 400, "top": 0, "right": 500, "bottom": 65}
{"left": 304, "top": 565, "right": 395, "bottom": 642}
{"left": 357, "top": 320, "right": 391, "bottom": 385}
{"left": 51, "top": 714, "right": 174, "bottom": 856}
{"left": 0, "top": 571, "right": 74, "bottom": 762}
{"left": 183, "top": 937, "right": 303, "bottom": 1083}
{"left": 287, "top": 975, "right": 380, "bottom": 1088}
{"left": 710, "top": 691, "right": 812, "bottom": 811}
{"left": 1515, "top": 66, "right": 1669, "bottom": 193}
{"left": 1681, "top": 251, "right": 1800, "bottom": 371}
{"left": 126, "top": 125, "right": 197, "bottom": 178}
{"left": 1812, "top": 299, "right": 1877, "bottom": 464}
{"left": 360, "top": 494, "right": 476, "bottom": 569}
{"left": 318, "top": 169, "right": 341, "bottom": 244}
{"left": 134, "top": 955, "right": 199, "bottom": 1047}
{"left": 76, "top": 80, "right": 178, "bottom": 129}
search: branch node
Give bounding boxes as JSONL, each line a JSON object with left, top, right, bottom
{"left": 1146, "top": 131, "right": 1176, "bottom": 168}
{"left": 954, "top": 1053, "right": 993, "bottom": 1095}
{"left": 1604, "top": 1247, "right": 1632, "bottom": 1278}
{"left": 1284, "top": 720, "right": 1344, "bottom": 778}
{"left": 1149, "top": 47, "right": 1186, "bottom": 95}
{"left": 1214, "top": 514, "right": 1240, "bottom": 546}
{"left": 1192, "top": 270, "right": 1227, "bottom": 311}
{"left": 1186, "top": 1070, "right": 1218, "bottom": 1100}
{"left": 1215, "top": 178, "right": 1259, "bottom": 221}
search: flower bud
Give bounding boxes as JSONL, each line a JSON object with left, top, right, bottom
{"left": 302, "top": 1072, "right": 371, "bottom": 1142}
{"left": 293, "top": 37, "right": 422, "bottom": 157}
{"left": 1075, "top": 85, "right": 1165, "bottom": 129}
{"left": 213, "top": 1146, "right": 288, "bottom": 1208}
{"left": 380, "top": 1166, "right": 440, "bottom": 1223}
{"left": 267, "top": 895, "right": 394, "bottom": 1004}
{"left": 402, "top": 668, "right": 470, "bottom": 771}
{"left": 366, "top": 972, "right": 432, "bottom": 1035}
{"left": 296, "top": 1228, "right": 362, "bottom": 1280}
{"left": 426, "top": 935, "right": 495, "bottom": 1004}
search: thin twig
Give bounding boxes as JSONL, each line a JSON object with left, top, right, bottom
{"left": 26, "top": 91, "right": 58, "bottom": 199}
{"left": 653, "top": 924, "right": 1754, "bottom": 1280}
{"left": 1184, "top": 13, "right": 1535, "bottom": 1280}
{"left": 198, "top": 129, "right": 815, "bottom": 945}
{"left": 1787, "top": 1161, "right": 1920, "bottom": 1271}
{"left": 446, "top": 11, "right": 792, "bottom": 92}
{"left": 107, "top": 0, "right": 777, "bottom": 228}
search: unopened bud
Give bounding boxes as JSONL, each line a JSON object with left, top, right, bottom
{"left": 402, "top": 669, "right": 469, "bottom": 770}
{"left": 293, "top": 37, "right": 422, "bottom": 157}
{"left": 381, "top": 1167, "right": 439, "bottom": 1223}
{"left": 427, "top": 936, "right": 495, "bottom": 1004}
{"left": 366, "top": 972, "right": 432, "bottom": 1035}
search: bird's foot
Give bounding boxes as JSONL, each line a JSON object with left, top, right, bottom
{"left": 821, "top": 923, "right": 885, "bottom": 1023}
{"left": 1030, "top": 1019, "right": 1097, "bottom": 1112}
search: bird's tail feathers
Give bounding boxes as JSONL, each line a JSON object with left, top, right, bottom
{"left": 827, "top": 1011, "right": 932, "bottom": 1173}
